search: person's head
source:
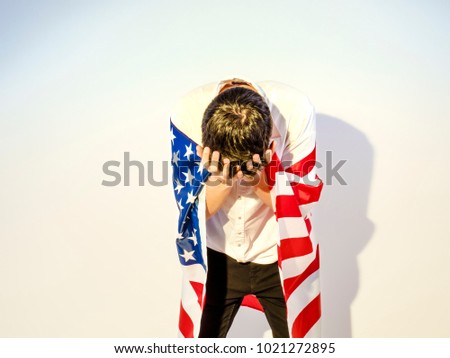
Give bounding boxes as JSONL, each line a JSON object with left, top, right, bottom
{"left": 201, "top": 85, "right": 272, "bottom": 163}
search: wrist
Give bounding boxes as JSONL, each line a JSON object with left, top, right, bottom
{"left": 255, "top": 170, "right": 270, "bottom": 192}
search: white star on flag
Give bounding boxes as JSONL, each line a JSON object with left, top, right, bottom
{"left": 179, "top": 249, "right": 196, "bottom": 262}
{"left": 172, "top": 151, "right": 180, "bottom": 166}
{"left": 174, "top": 180, "right": 184, "bottom": 194}
{"left": 187, "top": 235, "right": 198, "bottom": 246}
{"left": 183, "top": 144, "right": 194, "bottom": 159}
{"left": 186, "top": 191, "right": 197, "bottom": 204}
{"left": 197, "top": 160, "right": 205, "bottom": 173}
{"left": 171, "top": 128, "right": 176, "bottom": 145}
{"left": 182, "top": 169, "right": 194, "bottom": 185}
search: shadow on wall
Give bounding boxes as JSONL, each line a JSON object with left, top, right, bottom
{"left": 315, "top": 114, "right": 374, "bottom": 337}
{"left": 227, "top": 114, "right": 374, "bottom": 338}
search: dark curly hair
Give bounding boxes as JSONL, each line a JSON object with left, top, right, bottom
{"left": 201, "top": 86, "right": 272, "bottom": 162}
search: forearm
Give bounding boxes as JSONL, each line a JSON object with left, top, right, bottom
{"left": 253, "top": 184, "right": 273, "bottom": 210}
{"left": 248, "top": 169, "right": 273, "bottom": 210}
{"left": 205, "top": 182, "right": 232, "bottom": 219}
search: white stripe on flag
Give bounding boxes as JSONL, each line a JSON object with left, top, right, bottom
{"left": 279, "top": 249, "right": 316, "bottom": 280}
{"left": 182, "top": 263, "right": 206, "bottom": 283}
{"left": 274, "top": 172, "right": 294, "bottom": 196}
{"left": 278, "top": 217, "right": 309, "bottom": 239}
{"left": 299, "top": 203, "right": 316, "bottom": 218}
{"left": 285, "top": 169, "right": 321, "bottom": 187}
{"left": 286, "top": 270, "right": 321, "bottom": 328}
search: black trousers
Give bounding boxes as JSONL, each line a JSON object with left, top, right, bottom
{"left": 199, "top": 248, "right": 289, "bottom": 338}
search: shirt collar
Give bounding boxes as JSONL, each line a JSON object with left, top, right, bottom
{"left": 215, "top": 77, "right": 267, "bottom": 101}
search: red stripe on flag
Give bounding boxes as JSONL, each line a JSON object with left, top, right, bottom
{"left": 242, "top": 294, "right": 264, "bottom": 312}
{"left": 290, "top": 179, "right": 323, "bottom": 205}
{"left": 278, "top": 237, "right": 313, "bottom": 261}
{"left": 305, "top": 217, "right": 312, "bottom": 235}
{"left": 189, "top": 281, "right": 204, "bottom": 308}
{"left": 282, "top": 247, "right": 320, "bottom": 301}
{"left": 285, "top": 147, "right": 317, "bottom": 177}
{"left": 178, "top": 302, "right": 194, "bottom": 338}
{"left": 291, "top": 294, "right": 321, "bottom": 338}
{"left": 264, "top": 153, "right": 283, "bottom": 188}
{"left": 275, "top": 195, "right": 302, "bottom": 218}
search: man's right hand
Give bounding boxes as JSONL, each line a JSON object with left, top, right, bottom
{"left": 196, "top": 145, "right": 232, "bottom": 186}
{"left": 196, "top": 145, "right": 233, "bottom": 219}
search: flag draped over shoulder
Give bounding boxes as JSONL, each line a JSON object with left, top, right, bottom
{"left": 170, "top": 119, "right": 323, "bottom": 338}
{"left": 266, "top": 150, "right": 323, "bottom": 337}
{"left": 170, "top": 121, "right": 210, "bottom": 339}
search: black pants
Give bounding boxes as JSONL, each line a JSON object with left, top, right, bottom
{"left": 199, "top": 248, "right": 289, "bottom": 338}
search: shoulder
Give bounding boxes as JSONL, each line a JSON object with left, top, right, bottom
{"left": 257, "top": 81, "right": 314, "bottom": 112}
{"left": 258, "top": 81, "right": 315, "bottom": 140}
{"left": 171, "top": 82, "right": 217, "bottom": 144}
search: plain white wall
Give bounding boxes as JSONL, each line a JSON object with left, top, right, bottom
{"left": 1, "top": 0, "right": 449, "bottom": 337}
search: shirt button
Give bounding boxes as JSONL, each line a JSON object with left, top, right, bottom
{"left": 238, "top": 216, "right": 242, "bottom": 220}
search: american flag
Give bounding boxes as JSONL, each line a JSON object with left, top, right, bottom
{"left": 170, "top": 119, "right": 323, "bottom": 338}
